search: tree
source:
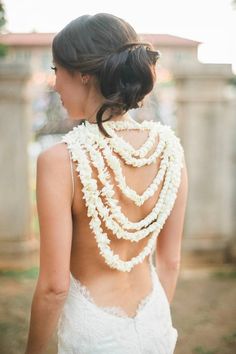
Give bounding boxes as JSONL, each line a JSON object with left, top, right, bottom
{"left": 0, "top": 1, "right": 6, "bottom": 28}
{"left": 0, "top": 1, "right": 7, "bottom": 57}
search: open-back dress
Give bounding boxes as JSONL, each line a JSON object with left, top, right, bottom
{"left": 57, "top": 117, "right": 184, "bottom": 354}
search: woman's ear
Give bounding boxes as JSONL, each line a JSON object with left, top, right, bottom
{"left": 80, "top": 73, "right": 90, "bottom": 85}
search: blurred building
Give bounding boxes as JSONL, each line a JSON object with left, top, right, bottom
{"left": 0, "top": 32, "right": 200, "bottom": 70}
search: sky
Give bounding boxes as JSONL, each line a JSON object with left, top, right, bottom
{"left": 3, "top": 0, "right": 236, "bottom": 72}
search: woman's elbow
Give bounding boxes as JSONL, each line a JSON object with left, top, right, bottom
{"left": 35, "top": 278, "right": 69, "bottom": 300}
{"left": 157, "top": 258, "right": 181, "bottom": 271}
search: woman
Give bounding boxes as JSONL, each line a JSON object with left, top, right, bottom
{"left": 25, "top": 13, "right": 188, "bottom": 354}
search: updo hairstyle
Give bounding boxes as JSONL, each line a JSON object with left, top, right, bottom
{"left": 52, "top": 13, "right": 160, "bottom": 136}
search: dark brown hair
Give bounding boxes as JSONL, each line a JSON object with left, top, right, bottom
{"left": 52, "top": 13, "right": 160, "bottom": 136}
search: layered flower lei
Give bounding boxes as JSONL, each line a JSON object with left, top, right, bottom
{"left": 62, "top": 118, "right": 184, "bottom": 272}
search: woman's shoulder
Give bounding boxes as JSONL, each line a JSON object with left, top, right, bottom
{"left": 61, "top": 124, "right": 86, "bottom": 145}
{"left": 147, "top": 120, "right": 183, "bottom": 148}
{"left": 37, "top": 141, "right": 71, "bottom": 169}
{"left": 139, "top": 119, "right": 179, "bottom": 134}
{"left": 152, "top": 120, "right": 178, "bottom": 134}
{"left": 154, "top": 121, "right": 185, "bottom": 168}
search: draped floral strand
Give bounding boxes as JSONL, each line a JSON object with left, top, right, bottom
{"left": 62, "top": 118, "right": 184, "bottom": 272}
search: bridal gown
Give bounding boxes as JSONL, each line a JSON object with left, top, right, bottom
{"left": 57, "top": 255, "right": 178, "bottom": 354}
{"left": 56, "top": 118, "right": 183, "bottom": 354}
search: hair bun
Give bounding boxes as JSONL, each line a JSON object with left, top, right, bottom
{"left": 52, "top": 13, "right": 160, "bottom": 136}
{"left": 99, "top": 42, "right": 159, "bottom": 112}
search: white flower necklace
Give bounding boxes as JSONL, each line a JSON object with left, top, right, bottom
{"left": 86, "top": 119, "right": 167, "bottom": 167}
{"left": 61, "top": 118, "right": 184, "bottom": 272}
{"left": 103, "top": 121, "right": 161, "bottom": 158}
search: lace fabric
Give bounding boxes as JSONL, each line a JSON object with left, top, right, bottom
{"left": 57, "top": 258, "right": 178, "bottom": 354}
{"left": 69, "top": 257, "right": 156, "bottom": 319}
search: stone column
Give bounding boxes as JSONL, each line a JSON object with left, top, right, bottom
{"left": 227, "top": 94, "right": 236, "bottom": 263}
{"left": 173, "top": 63, "right": 234, "bottom": 266}
{"left": 0, "top": 63, "right": 39, "bottom": 259}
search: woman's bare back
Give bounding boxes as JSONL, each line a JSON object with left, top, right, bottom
{"left": 66, "top": 120, "right": 180, "bottom": 317}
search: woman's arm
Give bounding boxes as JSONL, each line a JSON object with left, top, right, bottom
{"left": 155, "top": 155, "right": 188, "bottom": 304}
{"left": 25, "top": 143, "right": 73, "bottom": 354}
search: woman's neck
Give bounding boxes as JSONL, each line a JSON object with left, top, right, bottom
{"left": 86, "top": 111, "right": 133, "bottom": 124}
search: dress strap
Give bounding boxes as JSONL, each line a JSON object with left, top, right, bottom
{"left": 69, "top": 153, "right": 75, "bottom": 203}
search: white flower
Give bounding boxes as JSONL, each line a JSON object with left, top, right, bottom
{"left": 61, "top": 119, "right": 183, "bottom": 272}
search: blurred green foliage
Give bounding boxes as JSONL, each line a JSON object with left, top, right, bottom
{"left": 0, "top": 1, "right": 6, "bottom": 28}
{"left": 229, "top": 76, "right": 236, "bottom": 86}
{"left": 211, "top": 269, "right": 236, "bottom": 279}
{"left": 193, "top": 347, "right": 217, "bottom": 354}
{"left": 0, "top": 267, "right": 39, "bottom": 279}
{"left": 0, "top": 1, "right": 7, "bottom": 57}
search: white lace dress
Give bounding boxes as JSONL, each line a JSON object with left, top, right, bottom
{"left": 57, "top": 118, "right": 183, "bottom": 354}
{"left": 57, "top": 255, "right": 178, "bottom": 354}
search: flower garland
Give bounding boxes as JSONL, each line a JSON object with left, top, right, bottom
{"left": 81, "top": 137, "right": 170, "bottom": 231}
{"left": 84, "top": 130, "right": 169, "bottom": 207}
{"left": 85, "top": 120, "right": 167, "bottom": 167}
{"left": 61, "top": 119, "right": 184, "bottom": 272}
{"left": 81, "top": 132, "right": 182, "bottom": 241}
{"left": 103, "top": 121, "right": 161, "bottom": 158}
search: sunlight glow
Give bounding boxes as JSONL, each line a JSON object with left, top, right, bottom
{"left": 3, "top": 0, "right": 236, "bottom": 71}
